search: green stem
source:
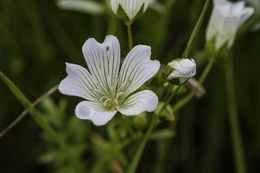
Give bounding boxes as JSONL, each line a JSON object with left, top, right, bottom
{"left": 172, "top": 92, "right": 194, "bottom": 113}
{"left": 126, "top": 114, "right": 156, "bottom": 173}
{"left": 127, "top": 85, "right": 182, "bottom": 173}
{"left": 172, "top": 59, "right": 215, "bottom": 112}
{"left": 199, "top": 59, "right": 215, "bottom": 84}
{"left": 181, "top": 0, "right": 211, "bottom": 59}
{"left": 225, "top": 55, "right": 247, "bottom": 173}
{"left": 126, "top": 23, "right": 133, "bottom": 50}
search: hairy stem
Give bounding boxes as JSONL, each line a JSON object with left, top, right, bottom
{"left": 225, "top": 55, "right": 247, "bottom": 173}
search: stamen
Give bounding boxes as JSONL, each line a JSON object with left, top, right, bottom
{"left": 104, "top": 98, "right": 113, "bottom": 107}
{"left": 99, "top": 96, "right": 107, "bottom": 102}
{"left": 102, "top": 97, "right": 119, "bottom": 110}
{"left": 113, "top": 99, "right": 118, "bottom": 106}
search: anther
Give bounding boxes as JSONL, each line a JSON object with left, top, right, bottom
{"left": 99, "top": 96, "right": 107, "bottom": 102}
{"left": 104, "top": 98, "right": 112, "bottom": 104}
{"left": 104, "top": 98, "right": 117, "bottom": 110}
{"left": 113, "top": 99, "right": 118, "bottom": 107}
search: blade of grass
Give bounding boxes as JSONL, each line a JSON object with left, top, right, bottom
{"left": 225, "top": 55, "right": 247, "bottom": 173}
{"left": 0, "top": 71, "right": 56, "bottom": 139}
{"left": 181, "top": 0, "right": 211, "bottom": 59}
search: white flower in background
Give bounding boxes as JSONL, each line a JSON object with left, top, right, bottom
{"left": 245, "top": 0, "right": 260, "bottom": 30}
{"left": 57, "top": 0, "right": 105, "bottom": 15}
{"left": 206, "top": 0, "right": 254, "bottom": 51}
{"left": 167, "top": 59, "right": 196, "bottom": 83}
{"left": 245, "top": 0, "right": 260, "bottom": 13}
{"left": 111, "top": 0, "right": 152, "bottom": 20}
{"left": 59, "top": 35, "right": 160, "bottom": 126}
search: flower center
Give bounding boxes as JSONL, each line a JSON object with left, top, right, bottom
{"left": 99, "top": 92, "right": 126, "bottom": 110}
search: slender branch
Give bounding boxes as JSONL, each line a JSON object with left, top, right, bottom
{"left": 225, "top": 55, "right": 247, "bottom": 173}
{"left": 199, "top": 59, "right": 215, "bottom": 84}
{"left": 126, "top": 22, "right": 133, "bottom": 51}
{"left": 0, "top": 85, "right": 58, "bottom": 138}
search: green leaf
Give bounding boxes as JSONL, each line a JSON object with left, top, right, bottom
{"left": 150, "top": 129, "right": 175, "bottom": 140}
{"left": 0, "top": 71, "right": 56, "bottom": 138}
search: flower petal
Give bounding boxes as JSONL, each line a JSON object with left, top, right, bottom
{"left": 82, "top": 35, "right": 121, "bottom": 96}
{"left": 118, "top": 45, "right": 160, "bottom": 96}
{"left": 75, "top": 101, "right": 117, "bottom": 126}
{"left": 57, "top": 0, "right": 105, "bottom": 15}
{"left": 110, "top": 0, "right": 152, "bottom": 20}
{"left": 207, "top": 0, "right": 254, "bottom": 50}
{"left": 58, "top": 63, "right": 101, "bottom": 102}
{"left": 118, "top": 90, "right": 158, "bottom": 116}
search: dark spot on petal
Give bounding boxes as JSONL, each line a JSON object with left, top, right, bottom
{"left": 106, "top": 46, "right": 109, "bottom": 51}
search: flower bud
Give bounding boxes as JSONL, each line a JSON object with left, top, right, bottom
{"left": 167, "top": 59, "right": 196, "bottom": 83}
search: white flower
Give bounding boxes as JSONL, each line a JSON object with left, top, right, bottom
{"left": 245, "top": 0, "right": 260, "bottom": 13}
{"left": 58, "top": 35, "right": 160, "bottom": 126}
{"left": 57, "top": 0, "right": 105, "bottom": 15}
{"left": 245, "top": 0, "right": 260, "bottom": 30}
{"left": 206, "top": 0, "right": 254, "bottom": 51}
{"left": 167, "top": 59, "right": 196, "bottom": 82}
{"left": 111, "top": 0, "right": 152, "bottom": 20}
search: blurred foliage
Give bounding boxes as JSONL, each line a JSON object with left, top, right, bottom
{"left": 38, "top": 98, "right": 87, "bottom": 173}
{"left": 0, "top": 0, "right": 260, "bottom": 173}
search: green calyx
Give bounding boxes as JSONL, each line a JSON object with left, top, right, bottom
{"left": 206, "top": 36, "right": 229, "bottom": 60}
